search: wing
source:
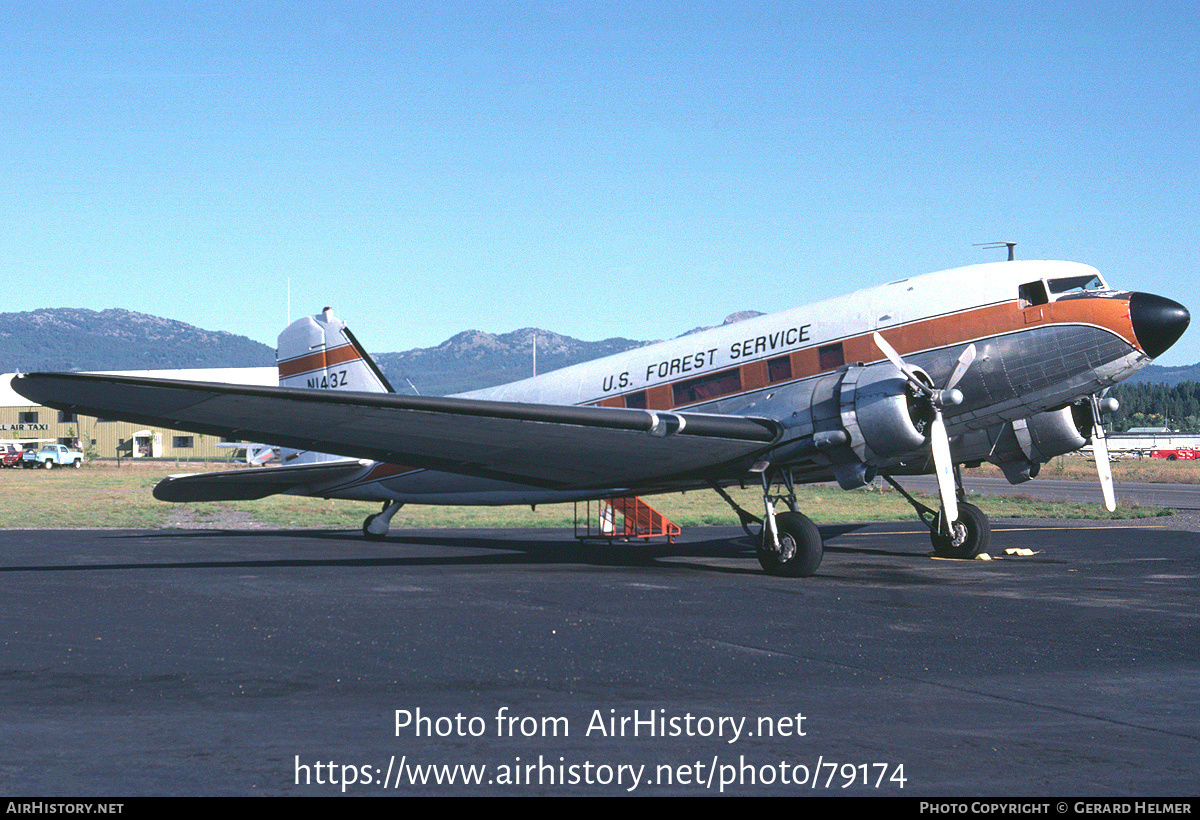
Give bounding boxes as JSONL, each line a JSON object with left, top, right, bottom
{"left": 11, "top": 373, "right": 781, "bottom": 490}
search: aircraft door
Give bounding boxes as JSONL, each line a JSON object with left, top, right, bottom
{"left": 1019, "top": 280, "right": 1050, "bottom": 325}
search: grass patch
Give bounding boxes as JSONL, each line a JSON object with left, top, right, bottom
{"left": 0, "top": 463, "right": 1172, "bottom": 531}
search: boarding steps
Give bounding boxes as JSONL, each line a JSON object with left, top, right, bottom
{"left": 574, "top": 496, "right": 681, "bottom": 543}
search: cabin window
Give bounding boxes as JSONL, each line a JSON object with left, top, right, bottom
{"left": 767, "top": 355, "right": 792, "bottom": 383}
{"left": 173, "top": 436, "right": 194, "bottom": 448}
{"left": 624, "top": 391, "right": 647, "bottom": 409}
{"left": 58, "top": 410, "right": 77, "bottom": 423}
{"left": 818, "top": 343, "right": 845, "bottom": 371}
{"left": 672, "top": 369, "right": 742, "bottom": 406}
{"left": 1019, "top": 281, "right": 1049, "bottom": 307}
{"left": 18, "top": 411, "right": 38, "bottom": 424}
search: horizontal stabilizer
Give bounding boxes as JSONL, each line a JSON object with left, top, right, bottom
{"left": 154, "top": 460, "right": 371, "bottom": 502}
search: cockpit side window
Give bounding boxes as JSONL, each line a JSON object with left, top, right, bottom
{"left": 1019, "top": 281, "right": 1049, "bottom": 308}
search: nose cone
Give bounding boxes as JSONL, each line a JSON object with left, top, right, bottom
{"left": 1130, "top": 292, "right": 1190, "bottom": 359}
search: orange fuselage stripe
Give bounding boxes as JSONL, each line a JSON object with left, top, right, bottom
{"left": 598, "top": 296, "right": 1137, "bottom": 411}
{"left": 277, "top": 344, "right": 364, "bottom": 379}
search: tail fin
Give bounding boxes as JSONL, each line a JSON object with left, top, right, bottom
{"left": 277, "top": 307, "right": 394, "bottom": 394}
{"left": 276, "top": 307, "right": 392, "bottom": 465}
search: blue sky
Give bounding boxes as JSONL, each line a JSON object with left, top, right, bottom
{"left": 4, "top": 1, "right": 1198, "bottom": 365}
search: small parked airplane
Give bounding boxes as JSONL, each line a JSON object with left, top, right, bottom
{"left": 10, "top": 258, "right": 1189, "bottom": 577}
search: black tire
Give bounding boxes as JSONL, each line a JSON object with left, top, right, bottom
{"left": 43, "top": 460, "right": 53, "bottom": 470}
{"left": 757, "top": 511, "right": 823, "bottom": 577}
{"left": 362, "top": 514, "right": 387, "bottom": 541}
{"left": 930, "top": 502, "right": 990, "bottom": 559}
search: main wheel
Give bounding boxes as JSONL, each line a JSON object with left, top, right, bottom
{"left": 362, "top": 514, "right": 387, "bottom": 541}
{"left": 757, "top": 511, "right": 823, "bottom": 577}
{"left": 930, "top": 502, "right": 990, "bottom": 559}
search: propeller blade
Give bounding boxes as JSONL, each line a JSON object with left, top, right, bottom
{"left": 945, "top": 344, "right": 977, "bottom": 393}
{"left": 930, "top": 410, "right": 959, "bottom": 524}
{"left": 1093, "top": 432, "right": 1116, "bottom": 512}
{"left": 873, "top": 332, "right": 932, "bottom": 397}
{"left": 1089, "top": 395, "right": 1117, "bottom": 511}
{"left": 873, "top": 331, "right": 903, "bottom": 368}
{"left": 875, "top": 331, "right": 965, "bottom": 526}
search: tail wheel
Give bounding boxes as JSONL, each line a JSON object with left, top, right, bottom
{"left": 362, "top": 514, "right": 387, "bottom": 541}
{"left": 757, "top": 511, "right": 823, "bottom": 577}
{"left": 930, "top": 502, "right": 990, "bottom": 559}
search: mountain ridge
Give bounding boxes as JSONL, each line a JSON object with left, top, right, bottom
{"left": 0, "top": 307, "right": 276, "bottom": 372}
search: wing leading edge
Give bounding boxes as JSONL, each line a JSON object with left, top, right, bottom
{"left": 11, "top": 373, "right": 781, "bottom": 490}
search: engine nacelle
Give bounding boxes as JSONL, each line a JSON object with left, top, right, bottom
{"left": 955, "top": 405, "right": 1089, "bottom": 484}
{"left": 839, "top": 362, "right": 932, "bottom": 464}
{"left": 778, "top": 361, "right": 932, "bottom": 487}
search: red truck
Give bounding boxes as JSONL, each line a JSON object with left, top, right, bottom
{"left": 1151, "top": 448, "right": 1199, "bottom": 460}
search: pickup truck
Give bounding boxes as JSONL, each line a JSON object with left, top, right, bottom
{"left": 22, "top": 443, "right": 85, "bottom": 469}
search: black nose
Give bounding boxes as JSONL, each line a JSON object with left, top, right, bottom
{"left": 1129, "top": 292, "right": 1190, "bottom": 358}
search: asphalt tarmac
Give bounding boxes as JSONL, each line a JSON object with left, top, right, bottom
{"left": 1, "top": 517, "right": 1197, "bottom": 796}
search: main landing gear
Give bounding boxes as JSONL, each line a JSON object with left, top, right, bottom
{"left": 714, "top": 462, "right": 991, "bottom": 576}
{"left": 883, "top": 470, "right": 990, "bottom": 559}
{"left": 871, "top": 333, "right": 989, "bottom": 558}
{"left": 363, "top": 500, "right": 404, "bottom": 540}
{"left": 713, "top": 468, "right": 824, "bottom": 577}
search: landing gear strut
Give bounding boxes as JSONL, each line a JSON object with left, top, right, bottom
{"left": 883, "top": 470, "right": 990, "bottom": 559}
{"left": 363, "top": 500, "right": 404, "bottom": 540}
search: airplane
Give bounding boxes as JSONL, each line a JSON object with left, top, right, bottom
{"left": 214, "top": 441, "right": 277, "bottom": 465}
{"left": 9, "top": 258, "right": 1189, "bottom": 577}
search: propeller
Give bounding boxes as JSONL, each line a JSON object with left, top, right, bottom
{"left": 1088, "top": 394, "right": 1118, "bottom": 511}
{"left": 873, "top": 333, "right": 976, "bottom": 526}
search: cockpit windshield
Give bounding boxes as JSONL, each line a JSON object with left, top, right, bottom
{"left": 1047, "top": 274, "right": 1107, "bottom": 295}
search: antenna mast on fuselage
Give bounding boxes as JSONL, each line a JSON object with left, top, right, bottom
{"left": 974, "top": 241, "right": 1017, "bottom": 261}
